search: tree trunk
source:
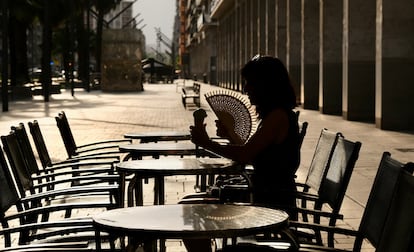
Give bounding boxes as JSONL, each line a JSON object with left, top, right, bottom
{"left": 8, "top": 16, "right": 17, "bottom": 88}
{"left": 2, "top": 0, "right": 9, "bottom": 111}
{"left": 41, "top": 0, "right": 52, "bottom": 102}
{"left": 13, "top": 20, "right": 29, "bottom": 85}
{"left": 62, "top": 23, "right": 72, "bottom": 86}
{"left": 96, "top": 8, "right": 104, "bottom": 74}
{"left": 76, "top": 3, "right": 89, "bottom": 91}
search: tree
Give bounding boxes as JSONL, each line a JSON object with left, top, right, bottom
{"left": 2, "top": 0, "right": 9, "bottom": 111}
{"left": 8, "top": 0, "right": 38, "bottom": 87}
{"left": 33, "top": 0, "right": 79, "bottom": 101}
{"left": 93, "top": 0, "right": 121, "bottom": 74}
{"left": 4, "top": 0, "right": 121, "bottom": 102}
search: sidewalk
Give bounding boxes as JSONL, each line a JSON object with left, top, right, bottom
{"left": 2, "top": 80, "right": 414, "bottom": 251}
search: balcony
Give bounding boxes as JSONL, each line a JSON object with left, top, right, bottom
{"left": 197, "top": 12, "right": 217, "bottom": 32}
{"left": 211, "top": 0, "right": 235, "bottom": 19}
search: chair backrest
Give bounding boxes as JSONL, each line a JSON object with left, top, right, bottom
{"left": 293, "top": 121, "right": 309, "bottom": 174}
{"left": 0, "top": 147, "right": 22, "bottom": 247}
{"left": 0, "top": 146, "right": 21, "bottom": 214}
{"left": 304, "top": 128, "right": 342, "bottom": 192}
{"left": 354, "top": 152, "right": 413, "bottom": 251}
{"left": 55, "top": 111, "right": 77, "bottom": 158}
{"left": 1, "top": 131, "right": 34, "bottom": 197}
{"left": 317, "top": 137, "right": 361, "bottom": 220}
{"left": 298, "top": 121, "right": 308, "bottom": 151}
{"left": 377, "top": 165, "right": 414, "bottom": 251}
{"left": 28, "top": 120, "right": 54, "bottom": 169}
{"left": 11, "top": 123, "right": 42, "bottom": 175}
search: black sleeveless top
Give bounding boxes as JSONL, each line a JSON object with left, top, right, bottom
{"left": 250, "top": 109, "right": 300, "bottom": 216}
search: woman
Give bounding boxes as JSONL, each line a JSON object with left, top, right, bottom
{"left": 186, "top": 55, "right": 300, "bottom": 252}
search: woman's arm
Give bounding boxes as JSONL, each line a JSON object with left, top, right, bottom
{"left": 191, "top": 108, "right": 290, "bottom": 163}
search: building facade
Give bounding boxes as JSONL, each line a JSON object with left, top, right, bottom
{"left": 178, "top": 0, "right": 217, "bottom": 83}
{"left": 180, "top": 0, "right": 414, "bottom": 131}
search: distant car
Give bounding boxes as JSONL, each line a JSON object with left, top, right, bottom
{"left": 29, "top": 67, "right": 42, "bottom": 81}
{"left": 61, "top": 69, "right": 78, "bottom": 79}
{"left": 30, "top": 67, "right": 63, "bottom": 81}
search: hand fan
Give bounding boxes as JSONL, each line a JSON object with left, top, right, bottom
{"left": 204, "top": 89, "right": 258, "bottom": 144}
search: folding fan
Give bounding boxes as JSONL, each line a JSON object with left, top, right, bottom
{"left": 204, "top": 89, "right": 258, "bottom": 144}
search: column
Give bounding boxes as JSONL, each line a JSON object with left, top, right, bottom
{"left": 302, "top": 0, "right": 319, "bottom": 109}
{"left": 343, "top": 0, "right": 376, "bottom": 121}
{"left": 267, "top": 0, "right": 277, "bottom": 57}
{"left": 288, "top": 0, "right": 302, "bottom": 104}
{"left": 319, "top": 0, "right": 342, "bottom": 115}
{"left": 225, "top": 15, "right": 231, "bottom": 88}
{"left": 246, "top": 0, "right": 252, "bottom": 60}
{"left": 277, "top": 0, "right": 287, "bottom": 64}
{"left": 252, "top": 1, "right": 259, "bottom": 54}
{"left": 376, "top": 0, "right": 414, "bottom": 130}
{"left": 258, "top": 0, "right": 267, "bottom": 54}
{"left": 230, "top": 10, "right": 236, "bottom": 89}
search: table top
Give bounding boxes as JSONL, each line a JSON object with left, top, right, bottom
{"left": 119, "top": 142, "right": 196, "bottom": 153}
{"left": 124, "top": 131, "right": 191, "bottom": 142}
{"left": 93, "top": 204, "right": 289, "bottom": 239}
{"left": 116, "top": 157, "right": 243, "bottom": 176}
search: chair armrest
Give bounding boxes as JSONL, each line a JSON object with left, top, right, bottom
{"left": 0, "top": 242, "right": 91, "bottom": 252}
{"left": 31, "top": 174, "right": 119, "bottom": 191}
{"left": 76, "top": 139, "right": 132, "bottom": 149}
{"left": 41, "top": 162, "right": 115, "bottom": 174}
{"left": 294, "top": 191, "right": 320, "bottom": 202}
{"left": 53, "top": 154, "right": 120, "bottom": 165}
{"left": 289, "top": 221, "right": 357, "bottom": 237}
{"left": 295, "top": 207, "right": 343, "bottom": 220}
{"left": 295, "top": 182, "right": 310, "bottom": 190}
{"left": 20, "top": 184, "right": 119, "bottom": 204}
{"left": 73, "top": 150, "right": 125, "bottom": 159}
{"left": 75, "top": 145, "right": 123, "bottom": 155}
{"left": 3, "top": 202, "right": 114, "bottom": 224}
{"left": 32, "top": 167, "right": 116, "bottom": 181}
{"left": 0, "top": 218, "right": 94, "bottom": 243}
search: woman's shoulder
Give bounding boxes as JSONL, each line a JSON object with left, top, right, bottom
{"left": 260, "top": 108, "right": 290, "bottom": 133}
{"left": 266, "top": 107, "right": 294, "bottom": 120}
{"left": 266, "top": 108, "right": 299, "bottom": 129}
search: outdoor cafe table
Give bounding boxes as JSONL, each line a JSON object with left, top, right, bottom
{"left": 116, "top": 157, "right": 245, "bottom": 206}
{"left": 93, "top": 204, "right": 292, "bottom": 252}
{"left": 118, "top": 142, "right": 213, "bottom": 161}
{"left": 123, "top": 131, "right": 191, "bottom": 143}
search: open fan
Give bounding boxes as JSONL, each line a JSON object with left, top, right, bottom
{"left": 204, "top": 89, "right": 258, "bottom": 144}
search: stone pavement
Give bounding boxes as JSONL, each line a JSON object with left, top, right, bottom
{"left": 1, "top": 80, "right": 414, "bottom": 251}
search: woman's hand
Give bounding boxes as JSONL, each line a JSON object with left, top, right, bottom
{"left": 215, "top": 119, "right": 244, "bottom": 144}
{"left": 190, "top": 124, "right": 210, "bottom": 147}
{"left": 215, "top": 120, "right": 229, "bottom": 139}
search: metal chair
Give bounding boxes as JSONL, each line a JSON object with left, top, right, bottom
{"left": 12, "top": 122, "right": 118, "bottom": 190}
{"left": 234, "top": 130, "right": 359, "bottom": 247}
{"left": 55, "top": 111, "right": 131, "bottom": 159}
{"left": 294, "top": 136, "right": 361, "bottom": 246}
{"left": 226, "top": 152, "right": 414, "bottom": 251}
{"left": 1, "top": 130, "right": 120, "bottom": 220}
{"left": 28, "top": 120, "right": 119, "bottom": 169}
{"left": 0, "top": 146, "right": 117, "bottom": 251}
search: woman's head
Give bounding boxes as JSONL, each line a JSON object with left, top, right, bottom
{"left": 241, "top": 55, "right": 296, "bottom": 117}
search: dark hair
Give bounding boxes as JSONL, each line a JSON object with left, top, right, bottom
{"left": 241, "top": 55, "right": 296, "bottom": 117}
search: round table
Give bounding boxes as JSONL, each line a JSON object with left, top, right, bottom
{"left": 116, "top": 157, "right": 244, "bottom": 206}
{"left": 93, "top": 204, "right": 291, "bottom": 251}
{"left": 123, "top": 131, "right": 191, "bottom": 143}
{"left": 118, "top": 142, "right": 204, "bottom": 160}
